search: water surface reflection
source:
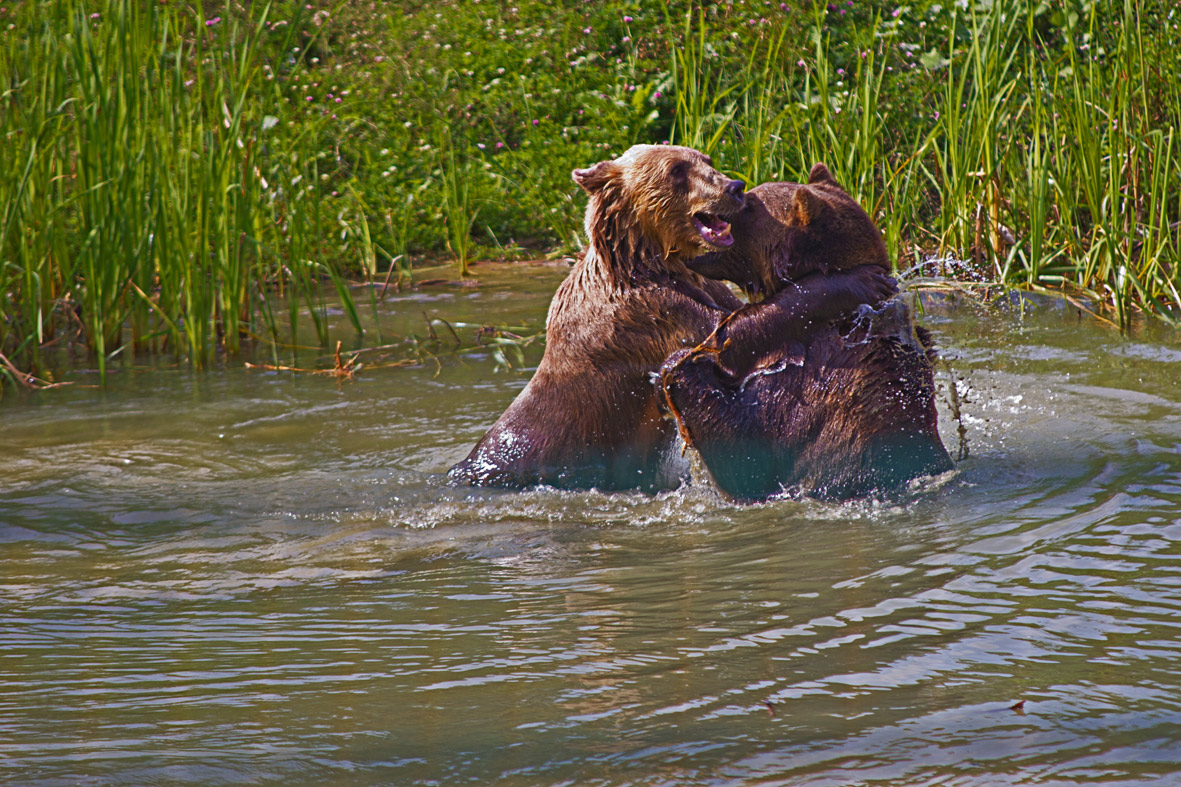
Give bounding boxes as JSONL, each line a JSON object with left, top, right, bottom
{"left": 2, "top": 269, "right": 1180, "bottom": 784}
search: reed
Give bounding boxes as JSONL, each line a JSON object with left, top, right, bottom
{"left": 437, "top": 127, "right": 479, "bottom": 277}
{"left": 0, "top": 0, "right": 363, "bottom": 381}
{"left": 666, "top": 5, "right": 740, "bottom": 156}
{"left": 2, "top": 0, "right": 1180, "bottom": 390}
{"left": 676, "top": 0, "right": 1179, "bottom": 324}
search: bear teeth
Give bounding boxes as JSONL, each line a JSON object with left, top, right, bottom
{"left": 694, "top": 214, "right": 734, "bottom": 248}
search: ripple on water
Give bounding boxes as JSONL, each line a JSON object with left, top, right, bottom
{"left": 3, "top": 293, "right": 1181, "bottom": 784}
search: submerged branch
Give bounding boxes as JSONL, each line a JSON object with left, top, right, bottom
{"left": 0, "top": 351, "right": 74, "bottom": 390}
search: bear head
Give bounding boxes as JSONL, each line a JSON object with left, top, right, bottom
{"left": 687, "top": 163, "right": 889, "bottom": 299}
{"left": 573, "top": 144, "right": 746, "bottom": 265}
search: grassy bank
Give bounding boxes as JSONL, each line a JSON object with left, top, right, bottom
{"left": 2, "top": 0, "right": 1179, "bottom": 386}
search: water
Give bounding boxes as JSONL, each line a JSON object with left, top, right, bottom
{"left": 3, "top": 265, "right": 1180, "bottom": 785}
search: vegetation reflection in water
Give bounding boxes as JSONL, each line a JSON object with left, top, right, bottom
{"left": 2, "top": 265, "right": 1180, "bottom": 785}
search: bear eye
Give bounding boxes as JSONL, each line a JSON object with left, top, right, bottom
{"left": 670, "top": 161, "right": 690, "bottom": 180}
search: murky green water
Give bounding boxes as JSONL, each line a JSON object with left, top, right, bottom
{"left": 3, "top": 264, "right": 1181, "bottom": 785}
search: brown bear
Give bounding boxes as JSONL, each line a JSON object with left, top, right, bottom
{"left": 449, "top": 147, "right": 889, "bottom": 491}
{"left": 658, "top": 163, "right": 954, "bottom": 501}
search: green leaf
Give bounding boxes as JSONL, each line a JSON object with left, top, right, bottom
{"left": 920, "top": 48, "right": 951, "bottom": 71}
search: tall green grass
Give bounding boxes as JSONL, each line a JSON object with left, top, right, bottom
{"left": 670, "top": 0, "right": 1180, "bottom": 324}
{"left": 2, "top": 0, "right": 1180, "bottom": 390}
{"left": 0, "top": 0, "right": 362, "bottom": 383}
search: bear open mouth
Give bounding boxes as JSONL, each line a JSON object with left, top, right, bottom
{"left": 693, "top": 213, "right": 734, "bottom": 248}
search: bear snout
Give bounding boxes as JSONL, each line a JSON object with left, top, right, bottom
{"left": 724, "top": 179, "right": 746, "bottom": 205}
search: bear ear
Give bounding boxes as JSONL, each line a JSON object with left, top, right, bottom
{"left": 807, "top": 162, "right": 836, "bottom": 185}
{"left": 791, "top": 185, "right": 827, "bottom": 226}
{"left": 572, "top": 160, "right": 621, "bottom": 194}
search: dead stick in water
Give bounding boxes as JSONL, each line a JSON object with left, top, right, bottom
{"left": 379, "top": 254, "right": 405, "bottom": 300}
{"left": 0, "top": 351, "right": 73, "bottom": 389}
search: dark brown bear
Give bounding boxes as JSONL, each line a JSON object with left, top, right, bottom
{"left": 658, "top": 164, "right": 954, "bottom": 501}
{"left": 449, "top": 147, "right": 886, "bottom": 491}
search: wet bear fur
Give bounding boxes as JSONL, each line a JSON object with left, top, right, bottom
{"left": 448, "top": 147, "right": 884, "bottom": 491}
{"left": 659, "top": 163, "right": 954, "bottom": 501}
{"left": 447, "top": 144, "right": 745, "bottom": 491}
